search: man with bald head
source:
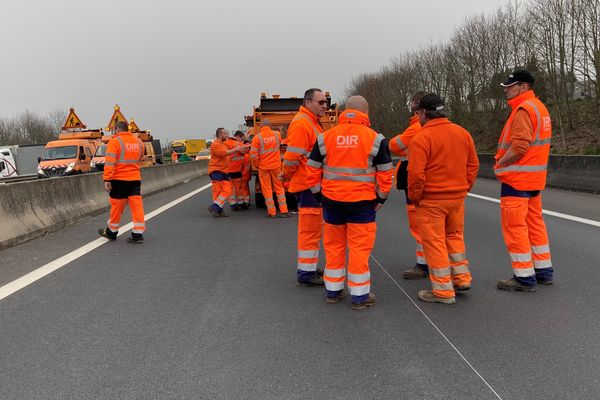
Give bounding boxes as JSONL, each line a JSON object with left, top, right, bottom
{"left": 306, "top": 95, "right": 394, "bottom": 310}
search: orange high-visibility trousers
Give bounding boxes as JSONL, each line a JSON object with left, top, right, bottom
{"left": 228, "top": 177, "right": 244, "bottom": 207}
{"left": 323, "top": 222, "right": 375, "bottom": 298}
{"left": 212, "top": 180, "right": 232, "bottom": 210}
{"left": 416, "top": 198, "right": 471, "bottom": 299}
{"left": 241, "top": 178, "right": 251, "bottom": 204}
{"left": 295, "top": 190, "right": 323, "bottom": 281}
{"left": 500, "top": 194, "right": 552, "bottom": 284}
{"left": 108, "top": 195, "right": 145, "bottom": 235}
{"left": 258, "top": 168, "right": 288, "bottom": 216}
{"left": 406, "top": 202, "right": 427, "bottom": 266}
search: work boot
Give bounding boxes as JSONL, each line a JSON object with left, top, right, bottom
{"left": 351, "top": 292, "right": 376, "bottom": 310}
{"left": 326, "top": 288, "right": 348, "bottom": 304}
{"left": 497, "top": 278, "right": 537, "bottom": 292}
{"left": 267, "top": 214, "right": 277, "bottom": 218}
{"left": 537, "top": 278, "right": 554, "bottom": 285}
{"left": 207, "top": 204, "right": 221, "bottom": 218}
{"left": 418, "top": 290, "right": 456, "bottom": 305}
{"left": 231, "top": 205, "right": 239, "bottom": 212}
{"left": 98, "top": 228, "right": 117, "bottom": 241}
{"left": 219, "top": 210, "right": 229, "bottom": 217}
{"left": 403, "top": 266, "right": 428, "bottom": 279}
{"left": 127, "top": 236, "right": 144, "bottom": 244}
{"left": 296, "top": 276, "right": 324, "bottom": 287}
{"left": 454, "top": 284, "right": 471, "bottom": 291}
{"left": 278, "top": 212, "right": 291, "bottom": 218}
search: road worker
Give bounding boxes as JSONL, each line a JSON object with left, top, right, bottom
{"left": 251, "top": 119, "right": 289, "bottom": 218}
{"left": 240, "top": 138, "right": 252, "bottom": 209}
{"left": 495, "top": 69, "right": 553, "bottom": 291}
{"left": 388, "top": 91, "right": 429, "bottom": 279}
{"left": 171, "top": 150, "right": 178, "bottom": 163}
{"left": 98, "top": 120, "right": 146, "bottom": 244}
{"left": 207, "top": 128, "right": 247, "bottom": 218}
{"left": 226, "top": 131, "right": 246, "bottom": 211}
{"left": 281, "top": 88, "right": 328, "bottom": 286}
{"left": 408, "top": 94, "right": 479, "bottom": 304}
{"left": 306, "top": 96, "right": 393, "bottom": 309}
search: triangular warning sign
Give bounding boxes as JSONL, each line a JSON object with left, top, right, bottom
{"left": 62, "top": 108, "right": 87, "bottom": 131}
{"left": 129, "top": 119, "right": 141, "bottom": 133}
{"left": 106, "top": 104, "right": 128, "bottom": 132}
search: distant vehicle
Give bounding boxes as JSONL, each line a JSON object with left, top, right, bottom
{"left": 38, "top": 131, "right": 102, "bottom": 178}
{"left": 91, "top": 132, "right": 158, "bottom": 171}
{"left": 195, "top": 150, "right": 211, "bottom": 161}
{"left": 0, "top": 144, "right": 46, "bottom": 178}
{"left": 171, "top": 139, "right": 206, "bottom": 158}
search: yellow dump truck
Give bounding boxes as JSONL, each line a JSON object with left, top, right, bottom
{"left": 171, "top": 139, "right": 206, "bottom": 158}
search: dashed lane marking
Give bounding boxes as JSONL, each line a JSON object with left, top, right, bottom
{"left": 0, "top": 183, "right": 212, "bottom": 302}
{"left": 467, "top": 193, "right": 600, "bottom": 228}
{"left": 371, "top": 254, "right": 504, "bottom": 400}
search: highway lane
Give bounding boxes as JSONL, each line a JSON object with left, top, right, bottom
{"left": 0, "top": 176, "right": 598, "bottom": 399}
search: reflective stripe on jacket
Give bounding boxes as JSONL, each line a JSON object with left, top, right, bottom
{"left": 306, "top": 109, "right": 393, "bottom": 202}
{"left": 250, "top": 127, "right": 282, "bottom": 170}
{"left": 226, "top": 138, "right": 244, "bottom": 173}
{"left": 494, "top": 90, "right": 551, "bottom": 191}
{"left": 103, "top": 131, "right": 143, "bottom": 181}
{"left": 282, "top": 106, "right": 323, "bottom": 193}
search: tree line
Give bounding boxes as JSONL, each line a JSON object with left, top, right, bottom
{"left": 345, "top": 0, "right": 600, "bottom": 154}
{"left": 0, "top": 109, "right": 66, "bottom": 147}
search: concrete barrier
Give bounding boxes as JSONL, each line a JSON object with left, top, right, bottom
{"left": 478, "top": 153, "right": 600, "bottom": 193}
{"left": 0, "top": 160, "right": 208, "bottom": 250}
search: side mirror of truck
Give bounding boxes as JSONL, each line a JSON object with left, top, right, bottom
{"left": 79, "top": 153, "right": 86, "bottom": 161}
{"left": 37, "top": 157, "right": 41, "bottom": 163}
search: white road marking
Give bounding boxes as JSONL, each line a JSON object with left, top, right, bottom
{"left": 371, "top": 254, "right": 504, "bottom": 400}
{"left": 0, "top": 183, "right": 212, "bottom": 302}
{"left": 467, "top": 193, "right": 600, "bottom": 228}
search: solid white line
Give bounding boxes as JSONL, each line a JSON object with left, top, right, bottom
{"left": 467, "top": 193, "right": 600, "bottom": 228}
{"left": 371, "top": 254, "right": 504, "bottom": 400}
{"left": 0, "top": 183, "right": 212, "bottom": 302}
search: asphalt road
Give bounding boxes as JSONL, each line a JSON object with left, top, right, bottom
{"left": 0, "top": 176, "right": 599, "bottom": 399}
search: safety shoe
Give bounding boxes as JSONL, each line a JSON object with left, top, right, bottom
{"left": 267, "top": 214, "right": 277, "bottom": 218}
{"left": 219, "top": 210, "right": 229, "bottom": 217}
{"left": 497, "top": 278, "right": 537, "bottom": 292}
{"left": 403, "top": 266, "right": 428, "bottom": 279}
{"left": 127, "top": 236, "right": 144, "bottom": 244}
{"left": 418, "top": 290, "right": 456, "bottom": 304}
{"left": 98, "top": 228, "right": 117, "bottom": 241}
{"left": 537, "top": 278, "right": 554, "bottom": 285}
{"left": 454, "top": 284, "right": 471, "bottom": 291}
{"left": 207, "top": 204, "right": 221, "bottom": 218}
{"left": 351, "top": 292, "right": 376, "bottom": 310}
{"left": 326, "top": 288, "right": 348, "bottom": 304}
{"left": 296, "top": 276, "right": 324, "bottom": 287}
{"left": 278, "top": 212, "right": 291, "bottom": 218}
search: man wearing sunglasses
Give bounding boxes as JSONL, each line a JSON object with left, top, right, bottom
{"left": 495, "top": 69, "right": 553, "bottom": 292}
{"left": 281, "top": 88, "right": 328, "bottom": 287}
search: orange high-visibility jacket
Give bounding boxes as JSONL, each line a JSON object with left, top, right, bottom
{"left": 389, "top": 114, "right": 421, "bottom": 159}
{"left": 494, "top": 90, "right": 551, "bottom": 191}
{"left": 306, "top": 109, "right": 394, "bottom": 202}
{"left": 250, "top": 126, "right": 282, "bottom": 170}
{"left": 408, "top": 118, "right": 479, "bottom": 203}
{"left": 103, "top": 131, "right": 144, "bottom": 181}
{"left": 242, "top": 153, "right": 251, "bottom": 181}
{"left": 226, "top": 138, "right": 244, "bottom": 173}
{"left": 282, "top": 106, "right": 323, "bottom": 193}
{"left": 209, "top": 139, "right": 230, "bottom": 174}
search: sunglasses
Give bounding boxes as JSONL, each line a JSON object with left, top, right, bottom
{"left": 314, "top": 99, "right": 328, "bottom": 106}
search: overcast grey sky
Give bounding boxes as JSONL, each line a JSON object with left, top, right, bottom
{"left": 0, "top": 0, "right": 506, "bottom": 141}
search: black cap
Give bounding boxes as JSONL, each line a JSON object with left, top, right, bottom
{"left": 501, "top": 69, "right": 535, "bottom": 87}
{"left": 417, "top": 94, "right": 445, "bottom": 111}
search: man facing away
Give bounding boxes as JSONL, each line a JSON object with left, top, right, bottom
{"left": 408, "top": 94, "right": 479, "bottom": 305}
{"left": 495, "top": 69, "right": 554, "bottom": 292}
{"left": 250, "top": 119, "right": 289, "bottom": 218}
{"left": 98, "top": 120, "right": 146, "bottom": 244}
{"left": 281, "top": 88, "right": 329, "bottom": 286}
{"left": 306, "top": 95, "right": 393, "bottom": 310}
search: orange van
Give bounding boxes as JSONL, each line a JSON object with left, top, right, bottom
{"left": 38, "top": 131, "right": 101, "bottom": 178}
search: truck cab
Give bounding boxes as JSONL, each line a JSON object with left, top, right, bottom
{"left": 38, "top": 131, "right": 101, "bottom": 178}
{"left": 171, "top": 139, "right": 207, "bottom": 158}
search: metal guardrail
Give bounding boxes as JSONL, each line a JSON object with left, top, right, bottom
{"left": 0, "top": 174, "right": 38, "bottom": 184}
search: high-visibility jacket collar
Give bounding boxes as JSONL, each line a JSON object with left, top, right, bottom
{"left": 260, "top": 126, "right": 273, "bottom": 134}
{"left": 409, "top": 114, "right": 419, "bottom": 125}
{"left": 116, "top": 131, "right": 133, "bottom": 137}
{"left": 508, "top": 90, "right": 537, "bottom": 110}
{"left": 339, "top": 109, "right": 370, "bottom": 126}
{"left": 298, "top": 106, "right": 320, "bottom": 126}
{"left": 422, "top": 117, "right": 451, "bottom": 129}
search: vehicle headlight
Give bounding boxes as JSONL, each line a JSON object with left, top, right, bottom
{"left": 38, "top": 166, "right": 43, "bottom": 174}
{"left": 90, "top": 161, "right": 96, "bottom": 168}
{"left": 66, "top": 162, "right": 76, "bottom": 172}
